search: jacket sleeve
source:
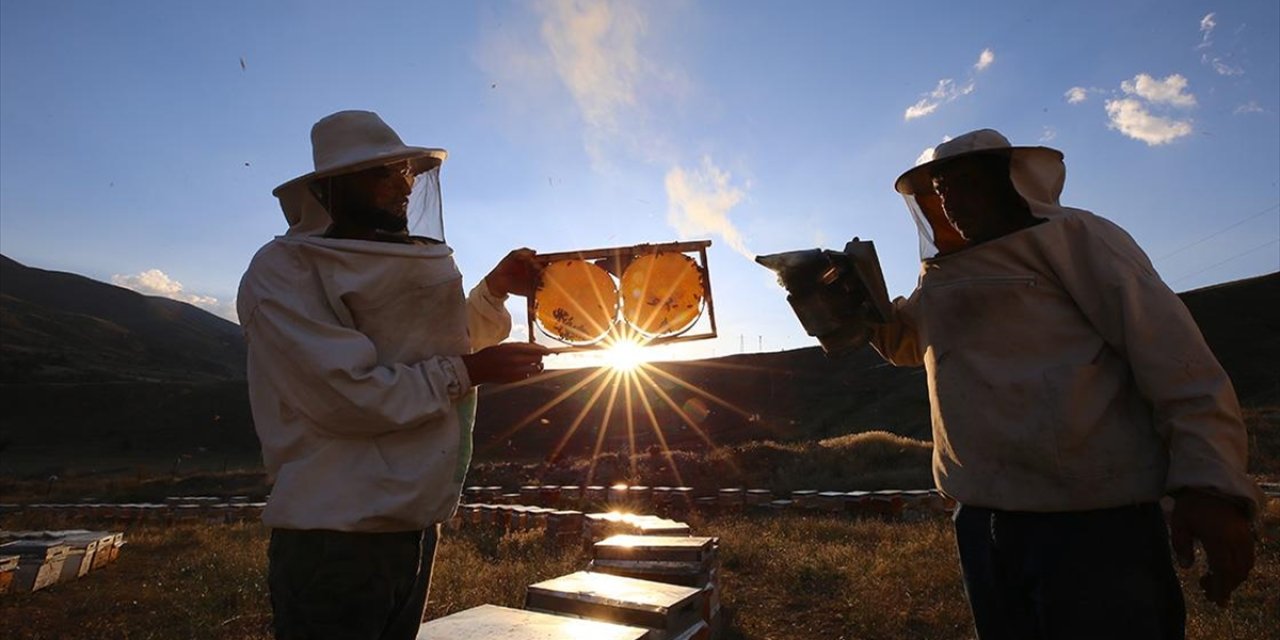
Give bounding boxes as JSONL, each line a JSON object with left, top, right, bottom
{"left": 245, "top": 293, "right": 472, "bottom": 440}
{"left": 870, "top": 289, "right": 926, "bottom": 367}
{"left": 466, "top": 278, "right": 513, "bottom": 351}
{"left": 1053, "top": 214, "right": 1262, "bottom": 515}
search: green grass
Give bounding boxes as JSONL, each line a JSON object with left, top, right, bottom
{"left": 3, "top": 503, "right": 1277, "bottom": 639}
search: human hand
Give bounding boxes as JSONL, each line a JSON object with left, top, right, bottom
{"left": 1169, "top": 489, "right": 1255, "bottom": 608}
{"left": 460, "top": 342, "right": 550, "bottom": 385}
{"left": 486, "top": 248, "right": 540, "bottom": 298}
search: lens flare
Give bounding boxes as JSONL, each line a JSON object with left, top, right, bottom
{"left": 603, "top": 338, "right": 647, "bottom": 371}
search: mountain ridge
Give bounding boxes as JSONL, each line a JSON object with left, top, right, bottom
{"left": 0, "top": 254, "right": 1274, "bottom": 471}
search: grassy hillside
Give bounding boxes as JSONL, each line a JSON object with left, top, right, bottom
{"left": 3, "top": 504, "right": 1276, "bottom": 640}
{"left": 0, "top": 255, "right": 245, "bottom": 383}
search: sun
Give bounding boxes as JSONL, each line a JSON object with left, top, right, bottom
{"left": 602, "top": 337, "right": 648, "bottom": 371}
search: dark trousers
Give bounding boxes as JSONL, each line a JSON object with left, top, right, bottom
{"left": 268, "top": 525, "right": 441, "bottom": 640}
{"left": 953, "top": 503, "right": 1185, "bottom": 640}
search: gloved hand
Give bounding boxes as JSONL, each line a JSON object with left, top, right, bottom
{"left": 461, "top": 342, "right": 550, "bottom": 385}
{"left": 486, "top": 248, "right": 540, "bottom": 298}
{"left": 1169, "top": 489, "right": 1255, "bottom": 608}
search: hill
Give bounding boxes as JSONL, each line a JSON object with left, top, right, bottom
{"left": 0, "top": 254, "right": 245, "bottom": 383}
{"left": 0, "top": 255, "right": 1274, "bottom": 474}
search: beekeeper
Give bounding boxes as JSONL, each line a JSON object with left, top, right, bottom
{"left": 871, "top": 129, "right": 1261, "bottom": 639}
{"left": 238, "top": 110, "right": 548, "bottom": 639}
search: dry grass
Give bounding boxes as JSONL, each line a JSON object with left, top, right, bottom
{"left": 3, "top": 503, "right": 1277, "bottom": 640}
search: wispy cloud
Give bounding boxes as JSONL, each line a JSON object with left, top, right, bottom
{"left": 1064, "top": 86, "right": 1090, "bottom": 104}
{"left": 1211, "top": 59, "right": 1244, "bottom": 76}
{"left": 1197, "top": 12, "right": 1216, "bottom": 49}
{"left": 1234, "top": 101, "right": 1264, "bottom": 115}
{"left": 1120, "top": 73, "right": 1197, "bottom": 107}
{"left": 483, "top": 1, "right": 751, "bottom": 258}
{"left": 665, "top": 157, "right": 750, "bottom": 258}
{"left": 112, "top": 269, "right": 238, "bottom": 322}
{"left": 974, "top": 48, "right": 995, "bottom": 71}
{"left": 540, "top": 0, "right": 643, "bottom": 135}
{"left": 913, "top": 135, "right": 952, "bottom": 166}
{"left": 1196, "top": 12, "right": 1247, "bottom": 76}
{"left": 1039, "top": 127, "right": 1057, "bottom": 143}
{"left": 903, "top": 49, "right": 993, "bottom": 121}
{"left": 1104, "top": 98, "right": 1193, "bottom": 146}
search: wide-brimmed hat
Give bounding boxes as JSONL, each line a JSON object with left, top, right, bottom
{"left": 272, "top": 110, "right": 447, "bottom": 198}
{"left": 893, "top": 128, "right": 1061, "bottom": 196}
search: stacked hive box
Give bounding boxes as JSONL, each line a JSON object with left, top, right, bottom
{"left": 525, "top": 571, "right": 707, "bottom": 640}
{"left": 590, "top": 535, "right": 722, "bottom": 635}
{"left": 55, "top": 534, "right": 100, "bottom": 583}
{"left": 416, "top": 603, "right": 651, "bottom": 639}
{"left": 0, "top": 555, "right": 18, "bottom": 595}
{"left": 1, "top": 539, "right": 69, "bottom": 592}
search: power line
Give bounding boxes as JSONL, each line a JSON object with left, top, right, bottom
{"left": 1170, "top": 238, "right": 1280, "bottom": 286}
{"left": 1156, "top": 201, "right": 1280, "bottom": 261}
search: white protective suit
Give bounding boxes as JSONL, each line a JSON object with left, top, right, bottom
{"left": 871, "top": 137, "right": 1263, "bottom": 515}
{"left": 237, "top": 173, "right": 511, "bottom": 532}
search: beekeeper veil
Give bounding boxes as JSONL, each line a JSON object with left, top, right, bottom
{"left": 272, "top": 110, "right": 448, "bottom": 242}
{"left": 892, "top": 129, "right": 1068, "bottom": 259}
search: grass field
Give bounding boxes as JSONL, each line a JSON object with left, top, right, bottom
{"left": 2, "top": 502, "right": 1277, "bottom": 640}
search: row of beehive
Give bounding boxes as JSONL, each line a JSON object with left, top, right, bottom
{"left": 452, "top": 503, "right": 694, "bottom": 547}
{"left": 422, "top": 511, "right": 721, "bottom": 640}
{"left": 1, "top": 501, "right": 267, "bottom": 524}
{"left": 0, "top": 530, "right": 124, "bottom": 595}
{"left": 462, "top": 484, "right": 956, "bottom": 519}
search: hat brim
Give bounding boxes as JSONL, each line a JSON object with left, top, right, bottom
{"left": 894, "top": 146, "right": 1061, "bottom": 195}
{"left": 272, "top": 147, "right": 448, "bottom": 198}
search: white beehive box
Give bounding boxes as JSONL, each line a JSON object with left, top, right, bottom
{"left": 591, "top": 535, "right": 722, "bottom": 634}
{"left": 2, "top": 540, "right": 69, "bottom": 592}
{"left": 525, "top": 571, "right": 706, "bottom": 640}
{"left": 56, "top": 534, "right": 100, "bottom": 581}
{"left": 416, "top": 603, "right": 651, "bottom": 639}
{"left": 0, "top": 554, "right": 19, "bottom": 595}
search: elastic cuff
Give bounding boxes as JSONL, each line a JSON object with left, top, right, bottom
{"left": 480, "top": 277, "right": 510, "bottom": 302}
{"left": 441, "top": 355, "right": 473, "bottom": 396}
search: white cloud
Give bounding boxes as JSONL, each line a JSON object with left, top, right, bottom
{"left": 902, "top": 49, "right": 989, "bottom": 121}
{"left": 1039, "top": 127, "right": 1057, "bottom": 143}
{"left": 904, "top": 78, "right": 976, "bottom": 121}
{"left": 479, "top": 0, "right": 688, "bottom": 166}
{"left": 1104, "top": 98, "right": 1193, "bottom": 146}
{"left": 1064, "top": 86, "right": 1089, "bottom": 104}
{"left": 111, "top": 269, "right": 238, "bottom": 322}
{"left": 1120, "top": 74, "right": 1197, "bottom": 107}
{"left": 540, "top": 0, "right": 643, "bottom": 132}
{"left": 1211, "top": 59, "right": 1244, "bottom": 76}
{"left": 974, "top": 48, "right": 995, "bottom": 71}
{"left": 1196, "top": 13, "right": 1247, "bottom": 77}
{"left": 1199, "top": 13, "right": 1216, "bottom": 39}
{"left": 913, "top": 135, "right": 951, "bottom": 166}
{"left": 1234, "top": 101, "right": 1264, "bottom": 115}
{"left": 665, "top": 157, "right": 750, "bottom": 258}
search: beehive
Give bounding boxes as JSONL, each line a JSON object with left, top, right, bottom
{"left": 416, "top": 603, "right": 651, "bottom": 639}
{"left": 525, "top": 571, "right": 705, "bottom": 640}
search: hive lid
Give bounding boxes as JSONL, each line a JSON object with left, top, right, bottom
{"left": 415, "top": 603, "right": 650, "bottom": 640}
{"left": 526, "top": 571, "right": 702, "bottom": 613}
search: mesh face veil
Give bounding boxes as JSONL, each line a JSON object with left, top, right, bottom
{"left": 407, "top": 166, "right": 445, "bottom": 243}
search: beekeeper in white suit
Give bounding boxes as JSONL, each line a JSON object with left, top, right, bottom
{"left": 238, "top": 110, "right": 548, "bottom": 639}
{"left": 871, "top": 129, "right": 1261, "bottom": 640}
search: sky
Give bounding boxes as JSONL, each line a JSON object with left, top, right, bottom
{"left": 2, "top": 0, "right": 1277, "bottom": 367}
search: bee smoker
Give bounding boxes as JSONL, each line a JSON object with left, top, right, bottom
{"left": 755, "top": 238, "right": 892, "bottom": 357}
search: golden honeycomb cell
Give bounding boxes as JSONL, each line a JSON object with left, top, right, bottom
{"left": 620, "top": 252, "right": 705, "bottom": 337}
{"left": 534, "top": 259, "right": 619, "bottom": 344}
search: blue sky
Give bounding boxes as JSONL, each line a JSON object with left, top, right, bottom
{"left": 2, "top": 0, "right": 1277, "bottom": 365}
